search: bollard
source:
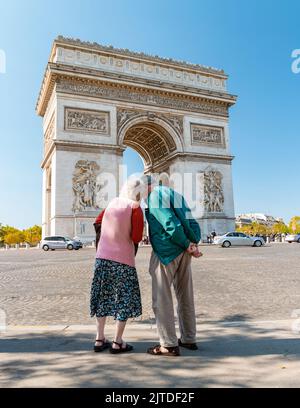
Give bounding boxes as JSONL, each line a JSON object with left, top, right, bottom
{"left": 0, "top": 309, "right": 6, "bottom": 333}
{"left": 25, "top": 243, "right": 30, "bottom": 249}
{"left": 266, "top": 237, "right": 270, "bottom": 244}
{"left": 5, "top": 244, "right": 9, "bottom": 250}
{"left": 15, "top": 244, "right": 19, "bottom": 249}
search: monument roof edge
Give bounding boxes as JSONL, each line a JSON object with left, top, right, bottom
{"left": 52, "top": 35, "right": 228, "bottom": 78}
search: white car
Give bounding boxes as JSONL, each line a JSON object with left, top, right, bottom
{"left": 41, "top": 236, "right": 82, "bottom": 251}
{"left": 214, "top": 232, "right": 265, "bottom": 248}
{"left": 285, "top": 234, "right": 300, "bottom": 243}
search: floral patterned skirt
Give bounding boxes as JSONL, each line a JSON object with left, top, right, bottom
{"left": 90, "top": 258, "right": 142, "bottom": 321}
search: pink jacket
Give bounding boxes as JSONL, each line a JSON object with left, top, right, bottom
{"left": 96, "top": 197, "right": 143, "bottom": 267}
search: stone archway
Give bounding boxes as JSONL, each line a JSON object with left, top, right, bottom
{"left": 37, "top": 36, "right": 237, "bottom": 241}
{"left": 118, "top": 111, "right": 183, "bottom": 173}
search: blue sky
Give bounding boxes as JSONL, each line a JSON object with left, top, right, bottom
{"left": 0, "top": 0, "right": 299, "bottom": 228}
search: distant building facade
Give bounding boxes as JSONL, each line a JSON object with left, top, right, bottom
{"left": 236, "top": 213, "right": 284, "bottom": 228}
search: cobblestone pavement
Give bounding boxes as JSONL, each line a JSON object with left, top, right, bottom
{"left": 0, "top": 243, "right": 300, "bottom": 326}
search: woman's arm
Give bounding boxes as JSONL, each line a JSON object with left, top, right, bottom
{"left": 94, "top": 209, "right": 106, "bottom": 249}
{"left": 131, "top": 206, "right": 144, "bottom": 243}
{"left": 95, "top": 209, "right": 105, "bottom": 225}
{"left": 131, "top": 207, "right": 144, "bottom": 255}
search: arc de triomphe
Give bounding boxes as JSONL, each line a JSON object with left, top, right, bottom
{"left": 37, "top": 36, "right": 237, "bottom": 242}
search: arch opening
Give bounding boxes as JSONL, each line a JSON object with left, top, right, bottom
{"left": 122, "top": 121, "right": 178, "bottom": 170}
{"left": 123, "top": 147, "right": 144, "bottom": 177}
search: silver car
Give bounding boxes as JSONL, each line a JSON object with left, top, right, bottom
{"left": 41, "top": 236, "right": 82, "bottom": 251}
{"left": 214, "top": 232, "right": 265, "bottom": 248}
{"left": 285, "top": 234, "right": 300, "bottom": 243}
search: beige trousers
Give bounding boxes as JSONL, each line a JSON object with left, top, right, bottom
{"left": 149, "top": 250, "right": 197, "bottom": 347}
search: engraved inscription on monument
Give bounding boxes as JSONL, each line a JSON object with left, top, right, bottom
{"left": 191, "top": 124, "right": 225, "bottom": 147}
{"left": 65, "top": 108, "right": 110, "bottom": 134}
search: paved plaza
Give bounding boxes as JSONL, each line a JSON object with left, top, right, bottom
{"left": 1, "top": 243, "right": 300, "bottom": 387}
{"left": 1, "top": 243, "right": 300, "bottom": 325}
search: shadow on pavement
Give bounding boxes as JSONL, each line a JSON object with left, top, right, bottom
{"left": 1, "top": 318, "right": 300, "bottom": 387}
{"left": 1, "top": 330, "right": 300, "bottom": 357}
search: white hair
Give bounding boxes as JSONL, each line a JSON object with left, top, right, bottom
{"left": 119, "top": 175, "right": 148, "bottom": 202}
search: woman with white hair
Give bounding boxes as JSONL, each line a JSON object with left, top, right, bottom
{"left": 90, "top": 176, "right": 145, "bottom": 354}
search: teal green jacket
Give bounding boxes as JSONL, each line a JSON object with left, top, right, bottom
{"left": 145, "top": 186, "right": 201, "bottom": 265}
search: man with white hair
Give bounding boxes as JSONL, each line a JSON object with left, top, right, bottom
{"left": 144, "top": 175, "right": 201, "bottom": 357}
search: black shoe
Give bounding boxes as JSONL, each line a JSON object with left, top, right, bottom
{"left": 147, "top": 344, "right": 181, "bottom": 356}
{"left": 110, "top": 341, "right": 134, "bottom": 354}
{"left": 178, "top": 339, "right": 198, "bottom": 350}
{"left": 94, "top": 339, "right": 110, "bottom": 352}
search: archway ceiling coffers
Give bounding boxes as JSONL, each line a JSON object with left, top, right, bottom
{"left": 123, "top": 122, "right": 177, "bottom": 167}
{"left": 122, "top": 140, "right": 152, "bottom": 167}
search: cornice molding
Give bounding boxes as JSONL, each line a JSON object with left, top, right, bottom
{"left": 149, "top": 150, "right": 234, "bottom": 173}
{"left": 36, "top": 63, "right": 237, "bottom": 117}
{"left": 41, "top": 140, "right": 125, "bottom": 169}
{"left": 51, "top": 62, "right": 235, "bottom": 101}
{"left": 178, "top": 151, "right": 234, "bottom": 163}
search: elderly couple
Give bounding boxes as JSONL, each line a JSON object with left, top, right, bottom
{"left": 90, "top": 175, "right": 202, "bottom": 357}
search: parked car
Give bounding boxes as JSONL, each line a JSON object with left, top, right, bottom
{"left": 41, "top": 236, "right": 82, "bottom": 251}
{"left": 285, "top": 234, "right": 300, "bottom": 243}
{"left": 73, "top": 236, "right": 83, "bottom": 248}
{"left": 214, "top": 232, "right": 265, "bottom": 248}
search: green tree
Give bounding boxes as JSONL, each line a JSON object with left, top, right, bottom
{"left": 24, "top": 225, "right": 42, "bottom": 246}
{"left": 1, "top": 224, "right": 42, "bottom": 246}
{"left": 0, "top": 223, "right": 4, "bottom": 245}
{"left": 1, "top": 225, "right": 19, "bottom": 235}
{"left": 236, "top": 223, "right": 254, "bottom": 235}
{"left": 271, "top": 222, "right": 289, "bottom": 235}
{"left": 236, "top": 222, "right": 270, "bottom": 236}
{"left": 0, "top": 225, "right": 20, "bottom": 246}
{"left": 4, "top": 231, "right": 25, "bottom": 245}
{"left": 250, "top": 222, "right": 268, "bottom": 236}
{"left": 289, "top": 216, "right": 300, "bottom": 234}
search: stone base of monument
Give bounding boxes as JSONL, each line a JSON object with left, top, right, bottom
{"left": 198, "top": 214, "right": 235, "bottom": 238}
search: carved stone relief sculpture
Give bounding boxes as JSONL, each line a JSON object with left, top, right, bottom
{"left": 72, "top": 160, "right": 100, "bottom": 212}
{"left": 117, "top": 108, "right": 183, "bottom": 136}
{"left": 191, "top": 124, "right": 225, "bottom": 147}
{"left": 44, "top": 114, "right": 55, "bottom": 153}
{"left": 65, "top": 107, "right": 110, "bottom": 134}
{"left": 203, "top": 170, "right": 224, "bottom": 213}
{"left": 57, "top": 80, "right": 229, "bottom": 118}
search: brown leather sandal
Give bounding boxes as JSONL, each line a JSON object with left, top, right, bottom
{"left": 147, "top": 344, "right": 180, "bottom": 356}
{"left": 94, "top": 338, "right": 110, "bottom": 352}
{"left": 178, "top": 339, "right": 198, "bottom": 350}
{"left": 110, "top": 341, "right": 133, "bottom": 354}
